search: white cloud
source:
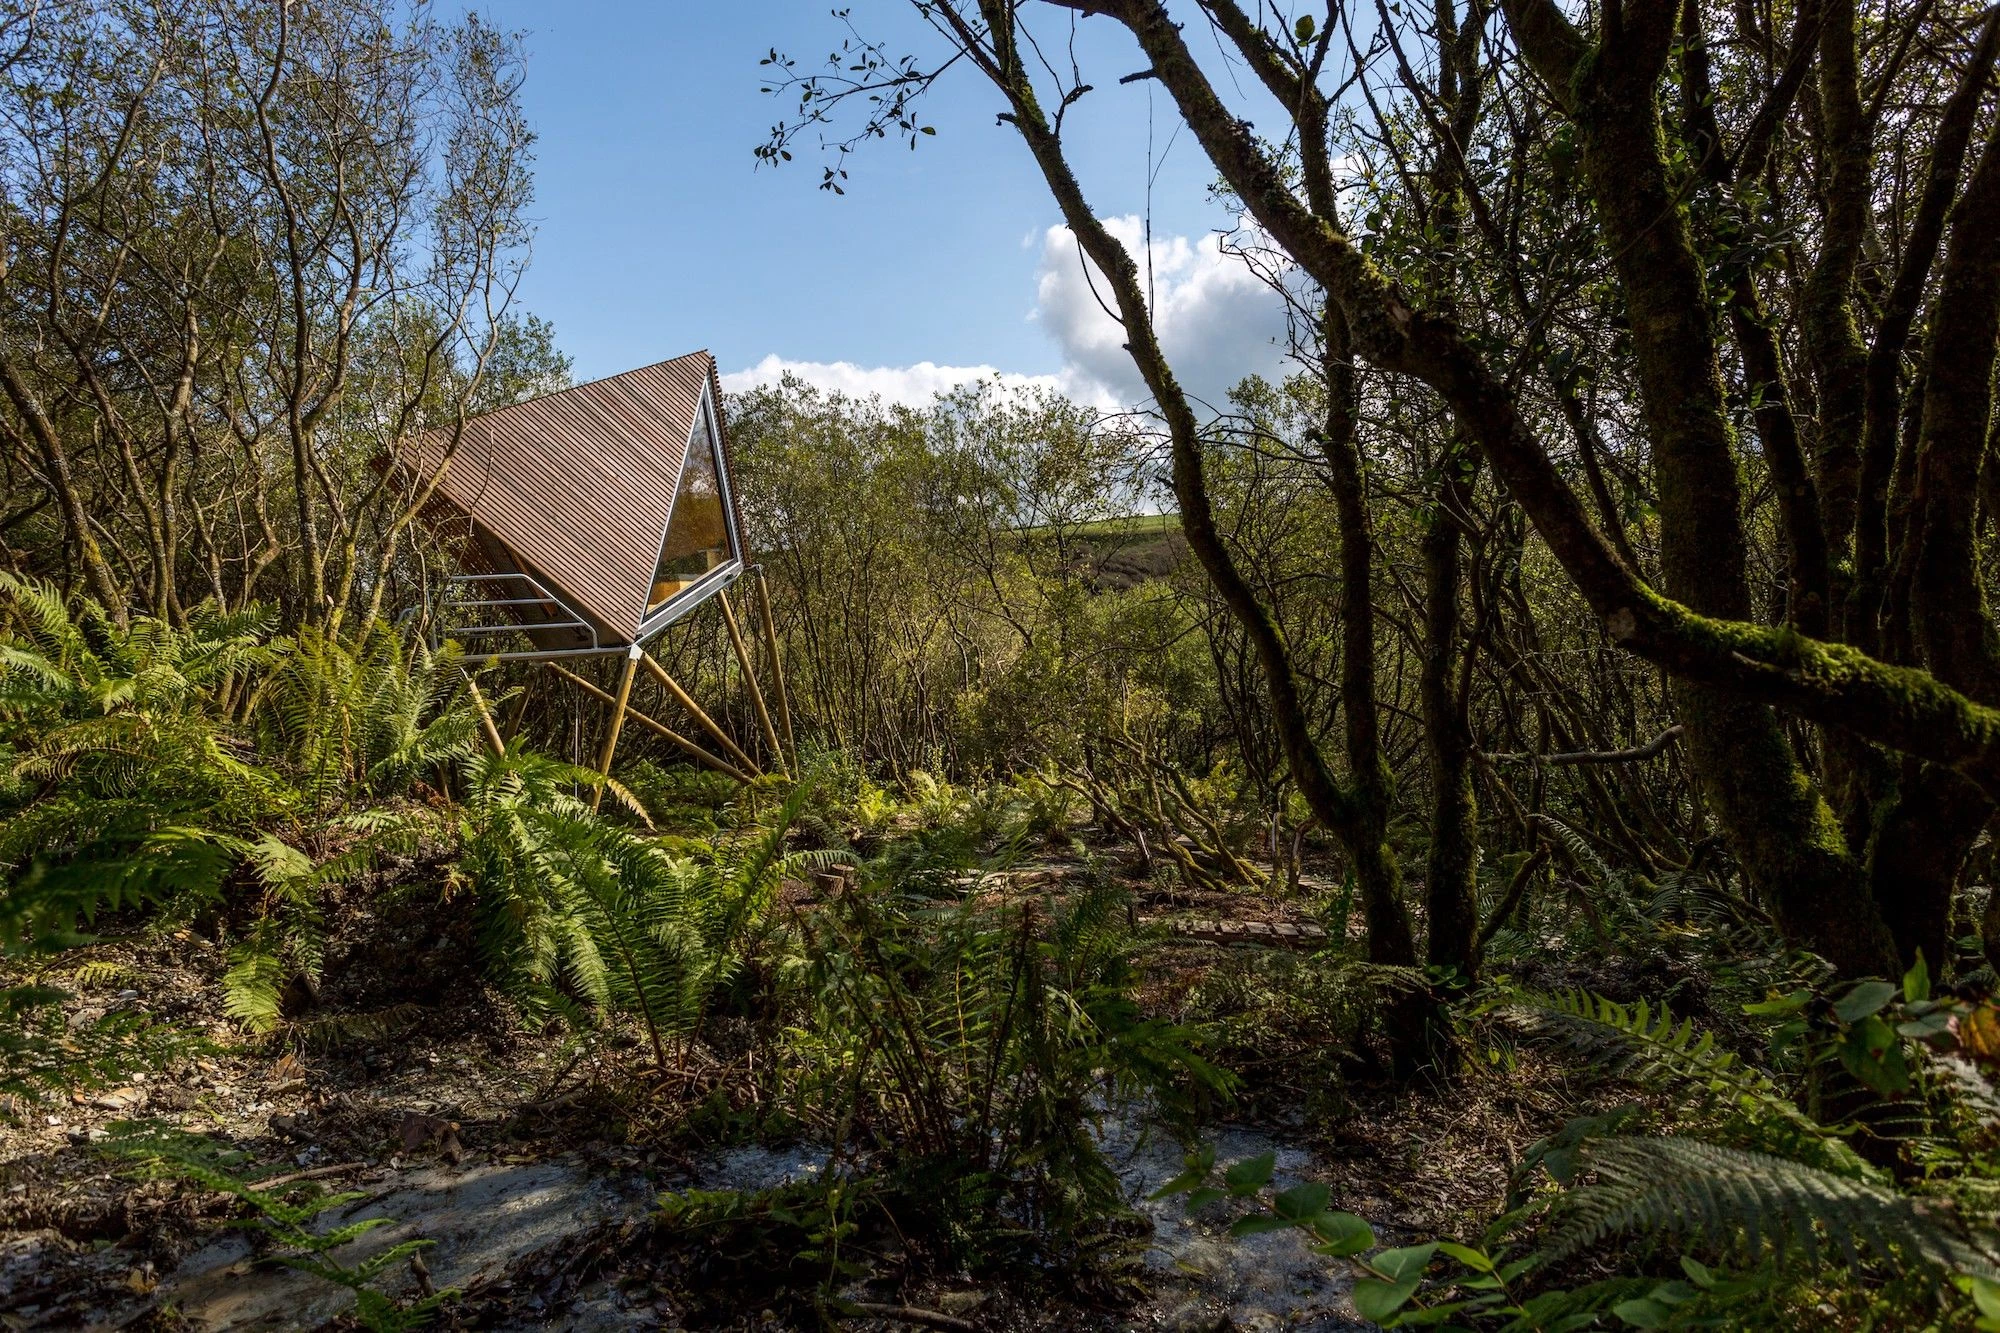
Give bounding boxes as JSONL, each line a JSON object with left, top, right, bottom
{"left": 723, "top": 216, "right": 1295, "bottom": 414}
{"left": 1031, "top": 216, "right": 1295, "bottom": 409}
{"left": 719, "top": 354, "right": 1068, "bottom": 409}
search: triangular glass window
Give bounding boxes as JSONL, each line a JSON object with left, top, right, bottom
{"left": 648, "top": 394, "right": 736, "bottom": 613}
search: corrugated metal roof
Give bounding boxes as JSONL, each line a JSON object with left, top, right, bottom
{"left": 400, "top": 351, "right": 716, "bottom": 643}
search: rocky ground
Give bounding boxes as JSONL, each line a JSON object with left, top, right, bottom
{"left": 1, "top": 854, "right": 1546, "bottom": 1331}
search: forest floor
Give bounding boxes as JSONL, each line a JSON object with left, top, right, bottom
{"left": 0, "top": 837, "right": 1582, "bottom": 1332}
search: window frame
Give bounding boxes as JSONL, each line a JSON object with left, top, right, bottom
{"left": 635, "top": 382, "right": 743, "bottom": 639}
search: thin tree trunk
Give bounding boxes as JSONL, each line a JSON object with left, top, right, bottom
{"left": 0, "top": 357, "right": 126, "bottom": 620}
{"left": 1423, "top": 439, "right": 1480, "bottom": 979}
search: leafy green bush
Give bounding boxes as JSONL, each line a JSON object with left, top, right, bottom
{"left": 247, "top": 625, "right": 480, "bottom": 808}
{"left": 0, "top": 577, "right": 286, "bottom": 947}
{"left": 458, "top": 760, "right": 835, "bottom": 1063}
{"left": 790, "top": 858, "right": 1230, "bottom": 1276}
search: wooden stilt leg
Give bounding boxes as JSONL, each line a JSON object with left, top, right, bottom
{"left": 591, "top": 645, "right": 642, "bottom": 813}
{"left": 500, "top": 680, "right": 532, "bottom": 742}
{"left": 718, "top": 587, "right": 785, "bottom": 776}
{"left": 753, "top": 569, "right": 798, "bottom": 767}
{"left": 638, "top": 651, "right": 762, "bottom": 777}
{"left": 543, "top": 662, "right": 752, "bottom": 784}
{"left": 465, "top": 675, "right": 506, "bottom": 757}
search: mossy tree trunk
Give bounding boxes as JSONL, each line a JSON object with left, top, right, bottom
{"left": 937, "top": 0, "right": 1439, "bottom": 1072}
{"left": 1422, "top": 439, "right": 1481, "bottom": 980}
{"left": 1507, "top": 0, "right": 1898, "bottom": 977}
{"left": 860, "top": 0, "right": 2000, "bottom": 981}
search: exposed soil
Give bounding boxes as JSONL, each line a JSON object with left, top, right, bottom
{"left": 1, "top": 842, "right": 1567, "bottom": 1331}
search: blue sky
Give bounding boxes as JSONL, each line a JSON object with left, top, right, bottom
{"left": 472, "top": 1, "right": 1295, "bottom": 407}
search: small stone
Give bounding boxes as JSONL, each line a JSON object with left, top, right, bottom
{"left": 90, "top": 1087, "right": 146, "bottom": 1112}
{"left": 939, "top": 1290, "right": 989, "bottom": 1315}
{"left": 151, "top": 1087, "right": 195, "bottom": 1112}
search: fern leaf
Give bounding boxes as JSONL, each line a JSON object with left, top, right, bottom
{"left": 1546, "top": 1135, "right": 2000, "bottom": 1278}
{"left": 223, "top": 940, "right": 288, "bottom": 1033}
{"left": 1491, "top": 987, "right": 1867, "bottom": 1177}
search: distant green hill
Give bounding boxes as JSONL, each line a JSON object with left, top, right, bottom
{"left": 1037, "top": 513, "right": 1187, "bottom": 590}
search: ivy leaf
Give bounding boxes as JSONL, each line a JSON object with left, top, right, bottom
{"left": 1224, "top": 1151, "right": 1275, "bottom": 1196}
{"left": 1613, "top": 1297, "right": 1673, "bottom": 1327}
{"left": 1150, "top": 1145, "right": 1216, "bottom": 1199}
{"left": 1353, "top": 1276, "right": 1423, "bottom": 1322}
{"left": 1273, "top": 1182, "right": 1329, "bottom": 1220}
{"left": 1742, "top": 989, "right": 1808, "bottom": 1018}
{"left": 1228, "top": 1214, "right": 1294, "bottom": 1237}
{"left": 1295, "top": 13, "right": 1317, "bottom": 41}
{"left": 1308, "top": 1211, "right": 1375, "bottom": 1256}
{"left": 1833, "top": 980, "right": 1897, "bottom": 1024}
{"left": 1434, "top": 1240, "right": 1494, "bottom": 1271}
{"left": 1373, "top": 1243, "right": 1438, "bottom": 1281}
{"left": 1904, "top": 950, "right": 1931, "bottom": 1004}
{"left": 1971, "top": 1274, "right": 2000, "bottom": 1319}
{"left": 1841, "top": 1013, "right": 1911, "bottom": 1095}
{"left": 1898, "top": 1010, "right": 1953, "bottom": 1040}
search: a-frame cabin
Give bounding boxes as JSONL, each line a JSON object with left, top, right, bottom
{"left": 398, "top": 350, "right": 792, "bottom": 790}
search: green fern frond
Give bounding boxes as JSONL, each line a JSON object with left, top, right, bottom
{"left": 1490, "top": 987, "right": 1866, "bottom": 1176}
{"left": 250, "top": 836, "right": 318, "bottom": 897}
{"left": 0, "top": 825, "right": 248, "bottom": 947}
{"left": 1534, "top": 813, "right": 1615, "bottom": 887}
{"left": 69, "top": 961, "right": 135, "bottom": 990}
{"left": 2, "top": 983, "right": 196, "bottom": 1105}
{"left": 0, "top": 574, "right": 90, "bottom": 663}
{"left": 223, "top": 938, "right": 288, "bottom": 1033}
{"left": 1545, "top": 1134, "right": 2000, "bottom": 1277}
{"left": 598, "top": 774, "right": 653, "bottom": 827}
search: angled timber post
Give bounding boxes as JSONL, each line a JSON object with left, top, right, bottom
{"left": 591, "top": 644, "right": 643, "bottom": 812}
{"left": 639, "top": 650, "right": 762, "bottom": 777}
{"left": 500, "top": 680, "right": 533, "bottom": 743}
{"left": 752, "top": 567, "right": 798, "bottom": 768}
{"left": 717, "top": 587, "right": 786, "bottom": 776}
{"left": 543, "top": 661, "right": 753, "bottom": 784}
{"left": 465, "top": 673, "right": 507, "bottom": 757}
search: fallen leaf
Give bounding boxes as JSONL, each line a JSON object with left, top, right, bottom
{"left": 397, "top": 1111, "right": 453, "bottom": 1152}
{"left": 1958, "top": 1005, "right": 2000, "bottom": 1063}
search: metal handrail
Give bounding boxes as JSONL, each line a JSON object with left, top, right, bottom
{"left": 429, "top": 565, "right": 603, "bottom": 659}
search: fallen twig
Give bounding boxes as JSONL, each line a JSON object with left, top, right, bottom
{"left": 849, "top": 1303, "right": 977, "bottom": 1331}
{"left": 251, "top": 1160, "right": 368, "bottom": 1191}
